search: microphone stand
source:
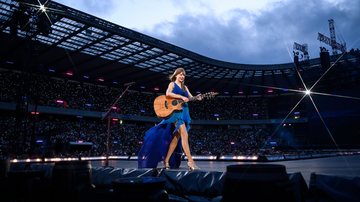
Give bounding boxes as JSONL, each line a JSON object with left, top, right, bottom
{"left": 102, "top": 83, "right": 133, "bottom": 167}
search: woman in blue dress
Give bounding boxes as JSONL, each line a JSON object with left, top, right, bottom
{"left": 138, "top": 68, "right": 201, "bottom": 170}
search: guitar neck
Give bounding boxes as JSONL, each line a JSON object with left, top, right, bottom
{"left": 189, "top": 92, "right": 215, "bottom": 101}
{"left": 189, "top": 96, "right": 198, "bottom": 102}
{"left": 178, "top": 92, "right": 217, "bottom": 103}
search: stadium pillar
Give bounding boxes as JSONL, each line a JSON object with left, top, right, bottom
{"left": 320, "top": 47, "right": 330, "bottom": 71}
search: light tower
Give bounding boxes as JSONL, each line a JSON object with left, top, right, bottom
{"left": 329, "top": 19, "right": 338, "bottom": 55}
{"left": 317, "top": 19, "right": 346, "bottom": 55}
{"left": 293, "top": 42, "right": 309, "bottom": 61}
{"left": 329, "top": 19, "right": 337, "bottom": 55}
{"left": 293, "top": 42, "right": 309, "bottom": 69}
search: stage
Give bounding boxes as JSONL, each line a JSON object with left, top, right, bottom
{"left": 91, "top": 154, "right": 360, "bottom": 186}
{"left": 2, "top": 154, "right": 360, "bottom": 201}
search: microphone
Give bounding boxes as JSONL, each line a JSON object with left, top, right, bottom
{"left": 124, "top": 81, "right": 135, "bottom": 86}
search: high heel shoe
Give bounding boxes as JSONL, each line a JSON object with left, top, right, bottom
{"left": 163, "top": 161, "right": 170, "bottom": 169}
{"left": 187, "top": 161, "right": 199, "bottom": 171}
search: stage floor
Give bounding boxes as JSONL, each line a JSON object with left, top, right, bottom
{"left": 91, "top": 154, "right": 360, "bottom": 186}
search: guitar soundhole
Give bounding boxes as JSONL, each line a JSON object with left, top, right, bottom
{"left": 164, "top": 101, "right": 168, "bottom": 109}
{"left": 171, "top": 100, "right": 178, "bottom": 106}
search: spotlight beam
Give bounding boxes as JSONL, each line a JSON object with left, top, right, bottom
{"left": 237, "top": 82, "right": 304, "bottom": 94}
{"left": 271, "top": 41, "right": 351, "bottom": 154}
{"left": 270, "top": 93, "right": 307, "bottom": 138}
{"left": 309, "top": 52, "right": 346, "bottom": 91}
{"left": 310, "top": 30, "right": 360, "bottom": 92}
{"left": 307, "top": 95, "right": 340, "bottom": 149}
{"left": 20, "top": 0, "right": 65, "bottom": 22}
{"left": 286, "top": 44, "right": 309, "bottom": 91}
{"left": 310, "top": 91, "right": 360, "bottom": 101}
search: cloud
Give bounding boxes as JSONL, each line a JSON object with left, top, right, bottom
{"left": 54, "top": 0, "right": 360, "bottom": 64}
{"left": 55, "top": 0, "right": 117, "bottom": 17}
{"left": 144, "top": 0, "right": 360, "bottom": 64}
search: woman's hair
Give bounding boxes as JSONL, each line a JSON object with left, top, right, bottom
{"left": 169, "top": 68, "right": 186, "bottom": 82}
{"left": 169, "top": 68, "right": 186, "bottom": 90}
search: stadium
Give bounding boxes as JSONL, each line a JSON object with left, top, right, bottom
{"left": 0, "top": 0, "right": 360, "bottom": 201}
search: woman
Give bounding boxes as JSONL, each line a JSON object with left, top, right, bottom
{"left": 138, "top": 68, "right": 201, "bottom": 170}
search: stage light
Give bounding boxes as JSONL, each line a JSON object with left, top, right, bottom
{"left": 39, "top": 4, "right": 46, "bottom": 13}
{"left": 305, "top": 89, "right": 311, "bottom": 95}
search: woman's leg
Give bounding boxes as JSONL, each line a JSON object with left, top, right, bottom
{"left": 178, "top": 124, "right": 194, "bottom": 163}
{"left": 164, "top": 123, "right": 198, "bottom": 169}
{"left": 164, "top": 132, "right": 180, "bottom": 164}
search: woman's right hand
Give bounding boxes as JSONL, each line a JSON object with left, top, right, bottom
{"left": 181, "top": 96, "right": 189, "bottom": 102}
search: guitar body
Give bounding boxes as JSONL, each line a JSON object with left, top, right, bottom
{"left": 153, "top": 92, "right": 218, "bottom": 118}
{"left": 153, "top": 95, "right": 183, "bottom": 118}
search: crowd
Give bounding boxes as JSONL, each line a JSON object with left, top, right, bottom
{"left": 0, "top": 70, "right": 268, "bottom": 120}
{"left": 0, "top": 114, "right": 275, "bottom": 159}
{"left": 1, "top": 54, "right": 359, "bottom": 159}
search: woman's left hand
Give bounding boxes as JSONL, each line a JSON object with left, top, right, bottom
{"left": 196, "top": 94, "right": 203, "bottom": 101}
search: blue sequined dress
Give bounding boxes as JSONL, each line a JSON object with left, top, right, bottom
{"left": 138, "top": 82, "right": 191, "bottom": 169}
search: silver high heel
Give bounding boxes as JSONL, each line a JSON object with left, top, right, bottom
{"left": 187, "top": 161, "right": 199, "bottom": 171}
{"left": 163, "top": 161, "right": 170, "bottom": 169}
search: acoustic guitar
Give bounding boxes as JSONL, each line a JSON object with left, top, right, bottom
{"left": 153, "top": 92, "right": 218, "bottom": 118}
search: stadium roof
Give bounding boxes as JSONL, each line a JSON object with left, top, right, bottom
{"left": 0, "top": 0, "right": 353, "bottom": 96}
